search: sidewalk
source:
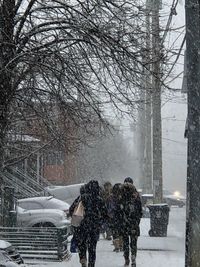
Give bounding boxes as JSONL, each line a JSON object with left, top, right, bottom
{"left": 68, "top": 237, "right": 184, "bottom": 267}
{"left": 28, "top": 238, "right": 184, "bottom": 267}
{"left": 28, "top": 207, "right": 185, "bottom": 267}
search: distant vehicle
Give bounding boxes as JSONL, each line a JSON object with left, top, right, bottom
{"left": 140, "top": 194, "right": 154, "bottom": 207}
{"left": 0, "top": 250, "right": 20, "bottom": 267}
{"left": 141, "top": 194, "right": 185, "bottom": 208}
{"left": 164, "top": 196, "right": 185, "bottom": 208}
{"left": 17, "top": 196, "right": 70, "bottom": 216}
{"left": 0, "top": 240, "right": 23, "bottom": 265}
{"left": 44, "top": 183, "right": 84, "bottom": 204}
{"left": 16, "top": 206, "right": 70, "bottom": 228}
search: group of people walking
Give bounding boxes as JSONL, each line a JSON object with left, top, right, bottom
{"left": 69, "top": 177, "right": 142, "bottom": 267}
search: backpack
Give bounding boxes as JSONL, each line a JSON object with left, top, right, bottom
{"left": 121, "top": 197, "right": 137, "bottom": 225}
{"left": 71, "top": 199, "right": 85, "bottom": 227}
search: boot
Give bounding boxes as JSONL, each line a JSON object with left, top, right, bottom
{"left": 113, "top": 239, "right": 120, "bottom": 252}
{"left": 131, "top": 255, "right": 136, "bottom": 267}
{"left": 80, "top": 258, "right": 87, "bottom": 267}
{"left": 88, "top": 263, "right": 95, "bottom": 267}
{"left": 124, "top": 258, "right": 130, "bottom": 266}
{"left": 119, "top": 236, "right": 123, "bottom": 251}
{"left": 106, "top": 229, "right": 112, "bottom": 240}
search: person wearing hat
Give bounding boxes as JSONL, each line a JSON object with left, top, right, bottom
{"left": 124, "top": 177, "right": 134, "bottom": 184}
{"left": 70, "top": 180, "right": 108, "bottom": 267}
{"left": 120, "top": 178, "right": 142, "bottom": 266}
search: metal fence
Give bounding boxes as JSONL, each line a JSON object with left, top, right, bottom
{"left": 0, "top": 226, "right": 70, "bottom": 261}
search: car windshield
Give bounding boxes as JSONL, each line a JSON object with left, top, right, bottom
{"left": 47, "top": 198, "right": 70, "bottom": 210}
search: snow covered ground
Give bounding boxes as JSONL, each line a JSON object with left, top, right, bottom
{"left": 27, "top": 207, "right": 185, "bottom": 267}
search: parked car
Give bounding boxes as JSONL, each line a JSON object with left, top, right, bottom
{"left": 17, "top": 196, "right": 70, "bottom": 216}
{"left": 16, "top": 206, "right": 70, "bottom": 228}
{"left": 44, "top": 183, "right": 84, "bottom": 204}
{"left": 0, "top": 250, "right": 20, "bottom": 267}
{"left": 0, "top": 240, "right": 23, "bottom": 265}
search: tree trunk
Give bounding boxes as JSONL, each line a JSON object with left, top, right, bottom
{"left": 0, "top": 0, "right": 15, "bottom": 173}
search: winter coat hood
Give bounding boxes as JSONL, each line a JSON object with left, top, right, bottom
{"left": 85, "top": 180, "right": 100, "bottom": 196}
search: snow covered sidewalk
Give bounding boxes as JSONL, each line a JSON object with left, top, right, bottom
{"left": 27, "top": 207, "right": 185, "bottom": 267}
{"left": 27, "top": 238, "right": 184, "bottom": 267}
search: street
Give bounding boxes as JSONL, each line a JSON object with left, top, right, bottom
{"left": 28, "top": 207, "right": 186, "bottom": 267}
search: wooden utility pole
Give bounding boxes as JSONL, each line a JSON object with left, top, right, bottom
{"left": 152, "top": 0, "right": 163, "bottom": 203}
{"left": 143, "top": 0, "right": 153, "bottom": 194}
{"left": 137, "top": 84, "right": 146, "bottom": 189}
{"left": 185, "top": 1, "right": 200, "bottom": 266}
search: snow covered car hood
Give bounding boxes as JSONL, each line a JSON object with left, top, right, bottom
{"left": 17, "top": 206, "right": 65, "bottom": 216}
{"left": 0, "top": 240, "right": 11, "bottom": 250}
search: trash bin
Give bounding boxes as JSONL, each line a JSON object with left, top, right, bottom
{"left": 147, "top": 204, "right": 170, "bottom": 237}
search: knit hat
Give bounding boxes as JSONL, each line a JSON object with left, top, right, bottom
{"left": 124, "top": 177, "right": 133, "bottom": 184}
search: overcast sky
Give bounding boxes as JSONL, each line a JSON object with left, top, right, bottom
{"left": 122, "top": 1, "right": 187, "bottom": 195}
{"left": 161, "top": 1, "right": 186, "bottom": 195}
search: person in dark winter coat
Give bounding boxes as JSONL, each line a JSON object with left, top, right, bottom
{"left": 120, "top": 182, "right": 142, "bottom": 267}
{"left": 69, "top": 180, "right": 108, "bottom": 267}
{"left": 101, "top": 181, "right": 113, "bottom": 240}
{"left": 109, "top": 183, "right": 123, "bottom": 252}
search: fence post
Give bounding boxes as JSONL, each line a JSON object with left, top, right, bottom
{"left": 57, "top": 227, "right": 63, "bottom": 261}
{"left": 2, "top": 186, "right": 15, "bottom": 227}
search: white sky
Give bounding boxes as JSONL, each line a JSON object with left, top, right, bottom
{"left": 121, "top": 1, "right": 187, "bottom": 195}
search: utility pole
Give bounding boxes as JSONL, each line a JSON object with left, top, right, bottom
{"left": 185, "top": 1, "right": 200, "bottom": 266}
{"left": 137, "top": 85, "right": 146, "bottom": 189}
{"left": 152, "top": 0, "right": 163, "bottom": 203}
{"left": 143, "top": 0, "right": 153, "bottom": 194}
{"left": 137, "top": 0, "right": 153, "bottom": 192}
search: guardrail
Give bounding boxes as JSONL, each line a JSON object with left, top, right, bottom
{"left": 0, "top": 226, "right": 70, "bottom": 261}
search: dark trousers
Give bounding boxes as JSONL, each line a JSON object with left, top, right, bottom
{"left": 78, "top": 231, "right": 98, "bottom": 265}
{"left": 122, "top": 232, "right": 138, "bottom": 259}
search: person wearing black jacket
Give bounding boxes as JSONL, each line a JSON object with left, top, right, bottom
{"left": 69, "top": 180, "right": 108, "bottom": 267}
{"left": 120, "top": 182, "right": 143, "bottom": 267}
{"left": 101, "top": 181, "right": 113, "bottom": 240}
{"left": 109, "top": 183, "right": 123, "bottom": 252}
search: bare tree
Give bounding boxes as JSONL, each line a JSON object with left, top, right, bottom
{"left": 0, "top": 0, "right": 183, "bottom": 174}
{"left": 0, "top": 0, "right": 150, "bottom": 170}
